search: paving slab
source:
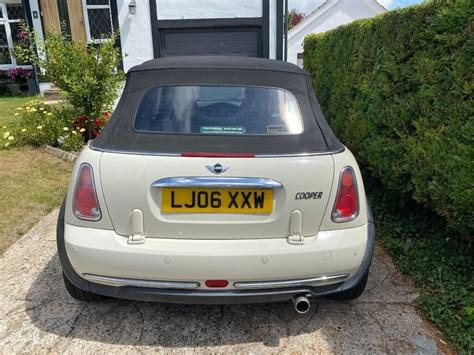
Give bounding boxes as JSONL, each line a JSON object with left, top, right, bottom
{"left": 0, "top": 210, "right": 452, "bottom": 353}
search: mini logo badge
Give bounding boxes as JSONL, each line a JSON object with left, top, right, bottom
{"left": 206, "top": 163, "right": 229, "bottom": 175}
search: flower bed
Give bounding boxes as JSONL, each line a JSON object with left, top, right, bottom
{"left": 0, "top": 100, "right": 111, "bottom": 152}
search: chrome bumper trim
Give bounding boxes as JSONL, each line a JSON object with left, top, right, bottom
{"left": 152, "top": 177, "right": 283, "bottom": 189}
{"left": 234, "top": 273, "right": 350, "bottom": 289}
{"left": 82, "top": 274, "right": 200, "bottom": 289}
{"left": 82, "top": 273, "right": 350, "bottom": 291}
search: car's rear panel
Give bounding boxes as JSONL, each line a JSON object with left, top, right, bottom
{"left": 98, "top": 153, "right": 334, "bottom": 240}
{"left": 63, "top": 145, "right": 369, "bottom": 286}
{"left": 63, "top": 222, "right": 368, "bottom": 285}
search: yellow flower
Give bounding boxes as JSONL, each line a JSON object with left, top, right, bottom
{"left": 72, "top": 130, "right": 77, "bottom": 135}
{"left": 47, "top": 112, "right": 53, "bottom": 116}
{"left": 30, "top": 108, "right": 37, "bottom": 112}
{"left": 8, "top": 136, "right": 14, "bottom": 141}
{"left": 39, "top": 107, "right": 44, "bottom": 111}
{"left": 3, "top": 132, "right": 10, "bottom": 139}
{"left": 63, "top": 127, "right": 69, "bottom": 131}
{"left": 79, "top": 128, "right": 86, "bottom": 133}
{"left": 4, "top": 142, "right": 9, "bottom": 147}
{"left": 21, "top": 128, "right": 27, "bottom": 133}
{"left": 14, "top": 112, "right": 19, "bottom": 116}
{"left": 37, "top": 125, "right": 43, "bottom": 130}
{"left": 2, "top": 126, "right": 6, "bottom": 129}
{"left": 16, "top": 107, "right": 23, "bottom": 111}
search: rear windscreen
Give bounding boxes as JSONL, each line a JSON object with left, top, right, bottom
{"left": 133, "top": 85, "right": 304, "bottom": 135}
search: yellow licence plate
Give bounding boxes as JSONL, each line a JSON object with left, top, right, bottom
{"left": 162, "top": 188, "right": 273, "bottom": 214}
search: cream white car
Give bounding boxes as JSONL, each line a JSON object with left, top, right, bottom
{"left": 57, "top": 56, "right": 375, "bottom": 313}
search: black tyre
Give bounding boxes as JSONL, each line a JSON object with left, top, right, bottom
{"left": 58, "top": 199, "right": 108, "bottom": 302}
{"left": 326, "top": 270, "right": 369, "bottom": 301}
{"left": 62, "top": 272, "right": 107, "bottom": 301}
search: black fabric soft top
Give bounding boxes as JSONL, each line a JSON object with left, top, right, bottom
{"left": 92, "top": 56, "right": 343, "bottom": 156}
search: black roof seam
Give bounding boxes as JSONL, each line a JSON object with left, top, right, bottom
{"left": 129, "top": 67, "right": 311, "bottom": 76}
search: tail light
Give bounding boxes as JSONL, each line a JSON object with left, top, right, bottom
{"left": 331, "top": 166, "right": 359, "bottom": 223}
{"left": 73, "top": 163, "right": 101, "bottom": 221}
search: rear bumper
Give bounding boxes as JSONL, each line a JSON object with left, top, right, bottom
{"left": 58, "top": 208, "right": 375, "bottom": 304}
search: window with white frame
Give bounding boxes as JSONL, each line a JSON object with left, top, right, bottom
{"left": 83, "top": 0, "right": 113, "bottom": 43}
{"left": 0, "top": 2, "right": 26, "bottom": 67}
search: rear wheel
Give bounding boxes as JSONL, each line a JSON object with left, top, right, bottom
{"left": 63, "top": 273, "right": 108, "bottom": 301}
{"left": 326, "top": 270, "right": 369, "bottom": 301}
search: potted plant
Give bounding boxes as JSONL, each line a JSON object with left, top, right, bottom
{"left": 7, "top": 67, "right": 35, "bottom": 94}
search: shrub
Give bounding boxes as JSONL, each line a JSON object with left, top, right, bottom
{"left": 304, "top": 0, "right": 473, "bottom": 238}
{"left": 304, "top": 0, "right": 473, "bottom": 350}
{"left": 15, "top": 27, "right": 123, "bottom": 140}
{"left": 0, "top": 100, "right": 85, "bottom": 152}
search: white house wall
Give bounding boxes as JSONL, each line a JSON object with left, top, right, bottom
{"left": 287, "top": 0, "right": 385, "bottom": 65}
{"left": 116, "top": 0, "right": 154, "bottom": 72}
{"left": 156, "top": 0, "right": 262, "bottom": 19}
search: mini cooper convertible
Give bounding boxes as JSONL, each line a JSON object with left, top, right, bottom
{"left": 57, "top": 56, "right": 375, "bottom": 313}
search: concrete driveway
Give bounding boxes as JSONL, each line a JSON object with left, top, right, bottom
{"left": 0, "top": 210, "right": 451, "bottom": 353}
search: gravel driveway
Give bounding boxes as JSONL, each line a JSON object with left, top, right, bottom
{"left": 0, "top": 210, "right": 451, "bottom": 353}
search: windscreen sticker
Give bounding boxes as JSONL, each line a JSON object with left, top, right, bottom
{"left": 267, "top": 126, "right": 289, "bottom": 134}
{"left": 200, "top": 126, "right": 246, "bottom": 134}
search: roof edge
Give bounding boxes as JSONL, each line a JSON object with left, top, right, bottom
{"left": 288, "top": 0, "right": 335, "bottom": 39}
{"left": 288, "top": 0, "right": 388, "bottom": 40}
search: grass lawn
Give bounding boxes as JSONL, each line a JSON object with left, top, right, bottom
{"left": 0, "top": 96, "right": 39, "bottom": 127}
{"left": 0, "top": 96, "right": 73, "bottom": 255}
{"left": 0, "top": 147, "right": 73, "bottom": 255}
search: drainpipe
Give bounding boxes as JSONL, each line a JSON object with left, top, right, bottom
{"left": 284, "top": 0, "right": 288, "bottom": 61}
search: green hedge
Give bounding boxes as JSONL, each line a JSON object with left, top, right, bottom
{"left": 304, "top": 0, "right": 473, "bottom": 238}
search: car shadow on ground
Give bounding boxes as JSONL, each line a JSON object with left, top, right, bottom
{"left": 26, "top": 252, "right": 338, "bottom": 348}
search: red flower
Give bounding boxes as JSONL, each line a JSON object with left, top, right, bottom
{"left": 74, "top": 115, "right": 87, "bottom": 129}
{"left": 18, "top": 31, "right": 27, "bottom": 40}
{"left": 7, "top": 67, "right": 33, "bottom": 80}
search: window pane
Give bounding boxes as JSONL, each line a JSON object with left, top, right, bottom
{"left": 6, "top": 4, "right": 24, "bottom": 20}
{"left": 134, "top": 86, "right": 304, "bottom": 135}
{"left": 0, "top": 25, "right": 12, "bottom": 64}
{"left": 0, "top": 25, "right": 8, "bottom": 46}
{"left": 87, "top": 8, "right": 112, "bottom": 40}
{"left": 86, "top": 0, "right": 109, "bottom": 5}
{"left": 0, "top": 47, "right": 12, "bottom": 64}
{"left": 10, "top": 22, "right": 25, "bottom": 45}
{"left": 10, "top": 22, "right": 30, "bottom": 65}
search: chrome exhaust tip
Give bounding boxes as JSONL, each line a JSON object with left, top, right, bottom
{"left": 293, "top": 295, "right": 311, "bottom": 314}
